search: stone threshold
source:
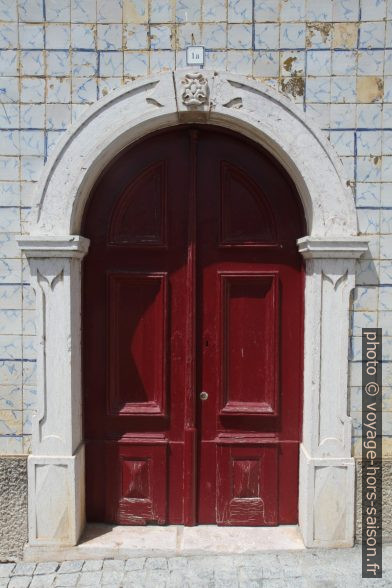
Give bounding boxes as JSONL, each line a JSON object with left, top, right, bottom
{"left": 24, "top": 524, "right": 305, "bottom": 562}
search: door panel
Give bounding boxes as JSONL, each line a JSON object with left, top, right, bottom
{"left": 83, "top": 125, "right": 305, "bottom": 526}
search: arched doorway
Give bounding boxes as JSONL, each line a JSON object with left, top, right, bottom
{"left": 82, "top": 125, "right": 305, "bottom": 526}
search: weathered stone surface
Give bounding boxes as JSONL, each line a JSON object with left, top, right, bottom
{"left": 0, "top": 457, "right": 27, "bottom": 562}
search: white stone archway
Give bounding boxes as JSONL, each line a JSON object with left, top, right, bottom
{"left": 18, "top": 70, "right": 368, "bottom": 550}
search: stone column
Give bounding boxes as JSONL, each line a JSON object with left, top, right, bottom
{"left": 297, "top": 237, "right": 368, "bottom": 548}
{"left": 18, "top": 236, "right": 89, "bottom": 547}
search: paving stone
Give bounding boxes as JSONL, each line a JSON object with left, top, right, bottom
{"left": 145, "top": 557, "right": 167, "bottom": 569}
{"left": 77, "top": 571, "right": 102, "bottom": 586}
{"left": 168, "top": 557, "right": 188, "bottom": 570}
{"left": 214, "top": 569, "right": 239, "bottom": 587}
{"left": 35, "top": 563, "right": 59, "bottom": 575}
{"left": 0, "top": 563, "right": 15, "bottom": 577}
{"left": 101, "top": 570, "right": 124, "bottom": 584}
{"left": 12, "top": 563, "right": 36, "bottom": 576}
{"left": 145, "top": 568, "right": 170, "bottom": 584}
{"left": 122, "top": 571, "right": 147, "bottom": 587}
{"left": 102, "top": 560, "right": 125, "bottom": 571}
{"left": 124, "top": 558, "right": 145, "bottom": 571}
{"left": 8, "top": 576, "right": 32, "bottom": 588}
{"left": 81, "top": 561, "right": 103, "bottom": 572}
{"left": 58, "top": 561, "right": 84, "bottom": 574}
{"left": 54, "top": 572, "right": 80, "bottom": 586}
{"left": 30, "top": 574, "right": 56, "bottom": 588}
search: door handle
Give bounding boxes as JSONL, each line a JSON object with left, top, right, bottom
{"left": 200, "top": 391, "right": 208, "bottom": 400}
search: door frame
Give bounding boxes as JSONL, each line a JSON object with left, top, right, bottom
{"left": 18, "top": 70, "right": 368, "bottom": 549}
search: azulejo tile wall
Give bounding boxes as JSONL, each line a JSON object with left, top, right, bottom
{"left": 0, "top": 0, "right": 391, "bottom": 458}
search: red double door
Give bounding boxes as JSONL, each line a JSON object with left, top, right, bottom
{"left": 83, "top": 126, "right": 305, "bottom": 526}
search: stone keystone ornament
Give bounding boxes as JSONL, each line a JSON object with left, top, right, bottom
{"left": 181, "top": 72, "right": 209, "bottom": 106}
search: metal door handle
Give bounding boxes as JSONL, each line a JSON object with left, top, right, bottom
{"left": 200, "top": 391, "right": 208, "bottom": 400}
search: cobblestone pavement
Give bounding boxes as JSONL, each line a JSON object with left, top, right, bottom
{"left": 0, "top": 546, "right": 391, "bottom": 587}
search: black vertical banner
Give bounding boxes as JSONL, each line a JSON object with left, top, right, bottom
{"left": 362, "top": 328, "right": 382, "bottom": 578}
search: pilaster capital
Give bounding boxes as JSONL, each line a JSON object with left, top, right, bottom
{"left": 297, "top": 236, "right": 368, "bottom": 259}
{"left": 17, "top": 235, "right": 90, "bottom": 259}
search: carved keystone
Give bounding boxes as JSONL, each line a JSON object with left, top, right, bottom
{"left": 181, "top": 72, "right": 209, "bottom": 106}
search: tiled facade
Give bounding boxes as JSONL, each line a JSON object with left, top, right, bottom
{"left": 0, "top": 0, "right": 391, "bottom": 461}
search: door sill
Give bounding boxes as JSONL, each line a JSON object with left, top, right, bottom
{"left": 24, "top": 524, "right": 304, "bottom": 562}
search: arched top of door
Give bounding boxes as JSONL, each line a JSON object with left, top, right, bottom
{"left": 28, "top": 70, "right": 358, "bottom": 239}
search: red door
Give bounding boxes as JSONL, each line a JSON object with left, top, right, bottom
{"left": 83, "top": 126, "right": 305, "bottom": 526}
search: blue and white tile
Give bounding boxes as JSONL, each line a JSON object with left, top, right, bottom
{"left": 383, "top": 131, "right": 392, "bottom": 155}
{"left": 45, "top": 0, "right": 70, "bottom": 23}
{"left": 384, "top": 77, "right": 392, "bottom": 103}
{"left": 20, "top": 77, "right": 45, "bottom": 103}
{"left": 0, "top": 23, "right": 17, "bottom": 49}
{"left": 355, "top": 258, "right": 380, "bottom": 285}
{"left": 20, "top": 182, "right": 34, "bottom": 208}
{"left": 382, "top": 155, "right": 392, "bottom": 181}
{"left": 22, "top": 359, "right": 36, "bottom": 385}
{"left": 98, "top": 76, "right": 123, "bottom": 99}
{"left": 280, "top": 0, "right": 305, "bottom": 21}
{"left": 123, "top": 52, "right": 148, "bottom": 77}
{"left": 0, "top": 309, "right": 22, "bottom": 335}
{"left": 353, "top": 285, "right": 378, "bottom": 310}
{"left": 18, "top": 0, "right": 44, "bottom": 23}
{"left": 97, "top": 23, "right": 122, "bottom": 50}
{"left": 351, "top": 310, "right": 377, "bottom": 336}
{"left": 177, "top": 23, "right": 201, "bottom": 49}
{"left": 0, "top": 360, "right": 21, "bottom": 386}
{"left": 20, "top": 104, "right": 44, "bottom": 128}
{"left": 125, "top": 24, "right": 148, "bottom": 50}
{"left": 0, "top": 182, "right": 20, "bottom": 207}
{"left": 340, "top": 156, "right": 355, "bottom": 181}
{"left": 97, "top": 0, "right": 122, "bottom": 23}
{"left": 332, "top": 51, "right": 356, "bottom": 76}
{"left": 329, "top": 130, "right": 354, "bottom": 156}
{"left": 46, "top": 77, "right": 71, "bottom": 103}
{"left": 0, "top": 130, "right": 19, "bottom": 156}
{"left": 0, "top": 0, "right": 17, "bottom": 22}
{"left": 72, "top": 51, "right": 97, "bottom": 76}
{"left": 150, "top": 25, "right": 172, "bottom": 50}
{"left": 0, "top": 157, "right": 18, "bottom": 181}
{"left": 381, "top": 235, "right": 392, "bottom": 260}
{"left": 0, "top": 334, "right": 21, "bottom": 360}
{"left": 202, "top": 0, "right": 226, "bottom": 22}
{"left": 22, "top": 285, "right": 34, "bottom": 310}
{"left": 306, "top": 24, "right": 332, "bottom": 49}
{"left": 22, "top": 309, "right": 35, "bottom": 336}
{"left": 330, "top": 103, "right": 355, "bottom": 128}
{"left": 360, "top": 0, "right": 387, "bottom": 21}
{"left": 386, "top": 20, "right": 392, "bottom": 46}
{"left": 381, "top": 209, "right": 392, "bottom": 233}
{"left": 71, "top": 77, "right": 97, "bottom": 103}
{"left": 150, "top": 0, "right": 172, "bottom": 23}
{"left": 227, "top": 50, "right": 252, "bottom": 75}
{"left": 22, "top": 335, "right": 36, "bottom": 361}
{"left": 228, "top": 0, "right": 252, "bottom": 22}
{"left": 0, "top": 409, "right": 22, "bottom": 435}
{"left": 254, "top": 24, "right": 279, "bottom": 50}
{"left": 123, "top": 0, "right": 148, "bottom": 23}
{"left": 380, "top": 260, "right": 392, "bottom": 283}
{"left": 202, "top": 23, "right": 226, "bottom": 50}
{"left": 204, "top": 50, "right": 227, "bottom": 71}
{"left": 306, "top": 77, "right": 330, "bottom": 103}
{"left": 0, "top": 436, "right": 24, "bottom": 454}
{"left": 227, "top": 24, "right": 252, "bottom": 49}
{"left": 306, "top": 50, "right": 331, "bottom": 76}
{"left": 0, "top": 285, "right": 21, "bottom": 309}
{"left": 20, "top": 156, "right": 44, "bottom": 182}
{"left": 22, "top": 409, "right": 34, "bottom": 435}
{"left": 357, "top": 208, "right": 380, "bottom": 234}
{"left": 0, "top": 233, "right": 20, "bottom": 257}
{"left": 150, "top": 50, "right": 175, "bottom": 73}
{"left": 19, "top": 23, "right": 44, "bottom": 49}
{"left": 254, "top": 0, "right": 279, "bottom": 22}
{"left": 357, "top": 104, "right": 382, "bottom": 127}
{"left": 253, "top": 51, "right": 279, "bottom": 78}
{"left": 357, "top": 50, "right": 384, "bottom": 76}
{"left": 45, "top": 24, "right": 71, "bottom": 50}
{"left": 0, "top": 258, "right": 20, "bottom": 283}
{"left": 46, "top": 51, "right": 71, "bottom": 77}
{"left": 46, "top": 104, "right": 72, "bottom": 130}
{"left": 0, "top": 386, "right": 22, "bottom": 411}
{"left": 22, "top": 385, "right": 37, "bottom": 410}
{"left": 20, "top": 50, "right": 45, "bottom": 76}
{"left": 0, "top": 207, "right": 19, "bottom": 232}
{"left": 357, "top": 130, "right": 382, "bottom": 155}
{"left": 306, "top": 0, "right": 333, "bottom": 21}
{"left": 71, "top": 103, "right": 89, "bottom": 124}
{"left": 333, "top": 0, "right": 359, "bottom": 21}
{"left": 359, "top": 22, "right": 385, "bottom": 49}
{"left": 356, "top": 183, "right": 381, "bottom": 207}
{"left": 71, "top": 24, "right": 96, "bottom": 49}
{"left": 45, "top": 130, "right": 65, "bottom": 157}
{"left": 175, "top": 0, "right": 201, "bottom": 23}
{"left": 71, "top": 0, "right": 96, "bottom": 23}
{"left": 330, "top": 76, "right": 356, "bottom": 102}
{"left": 305, "top": 104, "right": 330, "bottom": 128}
{"left": 381, "top": 182, "right": 392, "bottom": 206}
{"left": 380, "top": 285, "right": 392, "bottom": 309}
{"left": 0, "top": 50, "right": 17, "bottom": 76}
{"left": 280, "top": 23, "right": 306, "bottom": 49}
{"left": 99, "top": 52, "right": 123, "bottom": 77}
{"left": 384, "top": 50, "right": 392, "bottom": 76}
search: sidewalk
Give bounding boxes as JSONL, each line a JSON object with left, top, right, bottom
{"left": 1, "top": 545, "right": 391, "bottom": 587}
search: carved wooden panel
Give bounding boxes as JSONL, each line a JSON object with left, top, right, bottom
{"left": 217, "top": 444, "right": 278, "bottom": 525}
{"left": 109, "top": 161, "right": 166, "bottom": 246}
{"left": 107, "top": 272, "right": 167, "bottom": 416}
{"left": 220, "top": 161, "right": 277, "bottom": 246}
{"left": 220, "top": 273, "right": 279, "bottom": 417}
